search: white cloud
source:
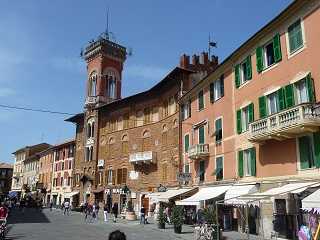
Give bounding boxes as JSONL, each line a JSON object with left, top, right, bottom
{"left": 0, "top": 88, "right": 16, "bottom": 97}
{"left": 125, "top": 64, "right": 168, "bottom": 80}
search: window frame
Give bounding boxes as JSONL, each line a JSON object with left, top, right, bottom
{"left": 198, "top": 90, "right": 204, "bottom": 111}
{"left": 263, "top": 40, "right": 276, "bottom": 69}
{"left": 215, "top": 156, "right": 224, "bottom": 181}
{"left": 297, "top": 134, "right": 316, "bottom": 170}
{"left": 199, "top": 160, "right": 205, "bottom": 182}
{"left": 287, "top": 18, "right": 305, "bottom": 56}
{"left": 214, "top": 117, "right": 223, "bottom": 143}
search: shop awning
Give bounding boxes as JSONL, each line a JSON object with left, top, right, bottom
{"left": 176, "top": 185, "right": 230, "bottom": 206}
{"left": 236, "top": 182, "right": 320, "bottom": 205}
{"left": 224, "top": 184, "right": 258, "bottom": 205}
{"left": 302, "top": 189, "right": 320, "bottom": 213}
{"left": 157, "top": 188, "right": 196, "bottom": 203}
{"left": 64, "top": 191, "right": 79, "bottom": 199}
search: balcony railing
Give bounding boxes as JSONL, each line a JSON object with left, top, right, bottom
{"left": 187, "top": 144, "right": 209, "bottom": 160}
{"left": 249, "top": 103, "right": 320, "bottom": 142}
{"left": 129, "top": 151, "right": 156, "bottom": 164}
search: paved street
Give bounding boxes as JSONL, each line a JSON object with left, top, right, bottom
{"left": 6, "top": 208, "right": 196, "bottom": 240}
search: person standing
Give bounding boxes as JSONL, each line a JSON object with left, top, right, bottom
{"left": 140, "top": 205, "right": 146, "bottom": 225}
{"left": 112, "top": 203, "right": 118, "bottom": 223}
{"left": 103, "top": 203, "right": 109, "bottom": 222}
{"left": 49, "top": 200, "right": 53, "bottom": 211}
{"left": 63, "top": 201, "right": 70, "bottom": 216}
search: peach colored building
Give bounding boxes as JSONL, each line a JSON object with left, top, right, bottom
{"left": 179, "top": 0, "right": 320, "bottom": 239}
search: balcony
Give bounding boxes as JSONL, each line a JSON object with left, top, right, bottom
{"left": 85, "top": 96, "right": 97, "bottom": 107}
{"left": 129, "top": 151, "right": 156, "bottom": 164}
{"left": 188, "top": 144, "right": 209, "bottom": 160}
{"left": 249, "top": 103, "right": 320, "bottom": 142}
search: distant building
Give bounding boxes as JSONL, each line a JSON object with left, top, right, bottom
{"left": 0, "top": 163, "right": 13, "bottom": 198}
{"left": 38, "top": 147, "right": 54, "bottom": 204}
{"left": 50, "top": 139, "right": 76, "bottom": 207}
{"left": 11, "top": 143, "right": 51, "bottom": 198}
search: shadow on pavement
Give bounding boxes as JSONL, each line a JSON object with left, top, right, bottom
{"left": 8, "top": 208, "right": 51, "bottom": 224}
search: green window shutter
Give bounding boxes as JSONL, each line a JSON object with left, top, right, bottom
{"left": 250, "top": 148, "right": 256, "bottom": 176}
{"left": 285, "top": 84, "right": 295, "bottom": 108}
{"left": 306, "top": 73, "right": 315, "bottom": 102}
{"left": 236, "top": 109, "right": 242, "bottom": 134}
{"left": 313, "top": 132, "right": 320, "bottom": 168}
{"left": 248, "top": 103, "right": 254, "bottom": 123}
{"left": 235, "top": 64, "right": 240, "bottom": 88}
{"left": 299, "top": 136, "right": 310, "bottom": 169}
{"left": 246, "top": 55, "right": 252, "bottom": 80}
{"left": 238, "top": 151, "right": 244, "bottom": 178}
{"left": 256, "top": 46, "right": 264, "bottom": 73}
{"left": 199, "top": 126, "right": 205, "bottom": 144}
{"left": 184, "top": 134, "right": 189, "bottom": 153}
{"left": 210, "top": 83, "right": 214, "bottom": 103}
{"left": 273, "top": 33, "right": 282, "bottom": 63}
{"left": 215, "top": 118, "right": 222, "bottom": 131}
{"left": 277, "top": 88, "right": 286, "bottom": 110}
{"left": 258, "top": 96, "right": 267, "bottom": 118}
{"left": 198, "top": 90, "right": 204, "bottom": 110}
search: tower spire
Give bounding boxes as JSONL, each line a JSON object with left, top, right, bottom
{"left": 106, "top": 6, "right": 110, "bottom": 40}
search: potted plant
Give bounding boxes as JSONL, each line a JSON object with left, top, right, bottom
{"left": 157, "top": 206, "right": 166, "bottom": 229}
{"left": 201, "top": 206, "right": 220, "bottom": 240}
{"left": 171, "top": 205, "right": 184, "bottom": 234}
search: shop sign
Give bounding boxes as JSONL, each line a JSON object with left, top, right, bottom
{"left": 177, "top": 173, "right": 192, "bottom": 182}
{"left": 129, "top": 171, "right": 139, "bottom": 180}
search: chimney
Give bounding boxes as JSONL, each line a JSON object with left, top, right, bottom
{"left": 192, "top": 54, "right": 200, "bottom": 65}
{"left": 180, "top": 54, "right": 190, "bottom": 68}
{"left": 211, "top": 55, "right": 219, "bottom": 65}
{"left": 201, "top": 52, "right": 209, "bottom": 65}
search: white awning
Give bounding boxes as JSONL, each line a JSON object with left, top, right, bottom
{"left": 236, "top": 182, "right": 319, "bottom": 205}
{"left": 224, "top": 184, "right": 258, "bottom": 205}
{"left": 302, "top": 189, "right": 320, "bottom": 212}
{"left": 176, "top": 185, "right": 230, "bottom": 206}
{"left": 157, "top": 188, "right": 196, "bottom": 203}
{"left": 64, "top": 191, "right": 79, "bottom": 199}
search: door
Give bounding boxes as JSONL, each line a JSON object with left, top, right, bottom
{"left": 142, "top": 195, "right": 149, "bottom": 213}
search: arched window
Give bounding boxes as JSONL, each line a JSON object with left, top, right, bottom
{"left": 87, "top": 118, "right": 95, "bottom": 138}
{"left": 106, "top": 71, "right": 116, "bottom": 99}
{"left": 89, "top": 72, "right": 97, "bottom": 97}
{"left": 121, "top": 135, "right": 129, "bottom": 154}
{"left": 142, "top": 130, "right": 151, "bottom": 151}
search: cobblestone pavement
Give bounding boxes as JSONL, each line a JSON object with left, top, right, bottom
{"left": 6, "top": 208, "right": 195, "bottom": 240}
{"left": 6, "top": 208, "right": 263, "bottom": 240}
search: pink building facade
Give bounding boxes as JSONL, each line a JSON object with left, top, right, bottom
{"left": 179, "top": 1, "right": 320, "bottom": 239}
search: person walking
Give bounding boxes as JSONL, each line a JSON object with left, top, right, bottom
{"left": 63, "top": 201, "right": 70, "bottom": 216}
{"left": 165, "top": 206, "right": 171, "bottom": 224}
{"left": 112, "top": 203, "right": 118, "bottom": 223}
{"left": 92, "top": 202, "right": 98, "bottom": 222}
{"left": 140, "top": 205, "right": 146, "bottom": 224}
{"left": 103, "top": 203, "right": 109, "bottom": 222}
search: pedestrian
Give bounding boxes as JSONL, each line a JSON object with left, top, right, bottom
{"left": 92, "top": 202, "right": 97, "bottom": 221}
{"left": 20, "top": 198, "right": 25, "bottom": 214}
{"left": 103, "top": 203, "right": 109, "bottom": 222}
{"left": 108, "top": 230, "right": 126, "bottom": 240}
{"left": 165, "top": 206, "right": 171, "bottom": 224}
{"left": 49, "top": 200, "right": 53, "bottom": 211}
{"left": 112, "top": 203, "right": 118, "bottom": 223}
{"left": 64, "top": 201, "right": 70, "bottom": 216}
{"left": 96, "top": 202, "right": 100, "bottom": 220}
{"left": 140, "top": 205, "right": 146, "bottom": 225}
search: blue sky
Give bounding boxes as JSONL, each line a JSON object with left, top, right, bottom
{"left": 0, "top": 0, "right": 292, "bottom": 163}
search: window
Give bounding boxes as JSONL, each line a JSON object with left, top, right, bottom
{"left": 238, "top": 148, "right": 256, "bottom": 177}
{"left": 107, "top": 72, "right": 116, "bottom": 99}
{"left": 61, "top": 161, "right": 64, "bottom": 170}
{"left": 267, "top": 91, "right": 279, "bottom": 115}
{"left": 198, "top": 125, "right": 205, "bottom": 144}
{"left": 288, "top": 19, "right": 303, "bottom": 54}
{"left": 107, "top": 169, "right": 113, "bottom": 185}
{"left": 236, "top": 103, "right": 254, "bottom": 134}
{"left": 67, "top": 177, "right": 72, "bottom": 186}
{"left": 199, "top": 160, "right": 205, "bottom": 182}
{"left": 198, "top": 90, "right": 204, "bottom": 110}
{"left": 136, "top": 111, "right": 143, "bottom": 127}
{"left": 123, "top": 113, "right": 129, "bottom": 129}
{"left": 216, "top": 157, "right": 223, "bottom": 181}
{"left": 98, "top": 171, "right": 103, "bottom": 185}
{"left": 184, "top": 164, "right": 190, "bottom": 173}
{"left": 117, "top": 168, "right": 127, "bottom": 184}
{"left": 60, "top": 177, "right": 64, "bottom": 187}
{"left": 152, "top": 107, "right": 159, "bottom": 122}
{"left": 68, "top": 145, "right": 74, "bottom": 158}
{"left": 89, "top": 72, "right": 97, "bottom": 97}
{"left": 294, "top": 78, "right": 309, "bottom": 104}
{"left": 85, "top": 146, "right": 93, "bottom": 161}
{"left": 298, "top": 133, "right": 320, "bottom": 170}
{"left": 235, "top": 57, "right": 252, "bottom": 88}
{"left": 210, "top": 75, "right": 224, "bottom": 101}
{"left": 162, "top": 100, "right": 169, "bottom": 118}
{"left": 215, "top": 118, "right": 222, "bottom": 142}
{"left": 144, "top": 108, "right": 151, "bottom": 124}
{"left": 87, "top": 120, "right": 95, "bottom": 138}
{"left": 162, "top": 131, "right": 167, "bottom": 147}
{"left": 256, "top": 34, "right": 282, "bottom": 72}
{"left": 122, "top": 141, "right": 128, "bottom": 155}
{"left": 184, "top": 134, "right": 190, "bottom": 153}
{"left": 181, "top": 100, "right": 191, "bottom": 120}
{"left": 161, "top": 164, "right": 167, "bottom": 182}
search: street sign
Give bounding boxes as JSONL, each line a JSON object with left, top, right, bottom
{"left": 177, "top": 172, "right": 192, "bottom": 182}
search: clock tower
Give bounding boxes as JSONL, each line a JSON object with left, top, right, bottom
{"left": 83, "top": 34, "right": 127, "bottom": 108}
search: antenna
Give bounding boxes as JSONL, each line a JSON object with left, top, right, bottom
{"left": 208, "top": 34, "right": 217, "bottom": 57}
